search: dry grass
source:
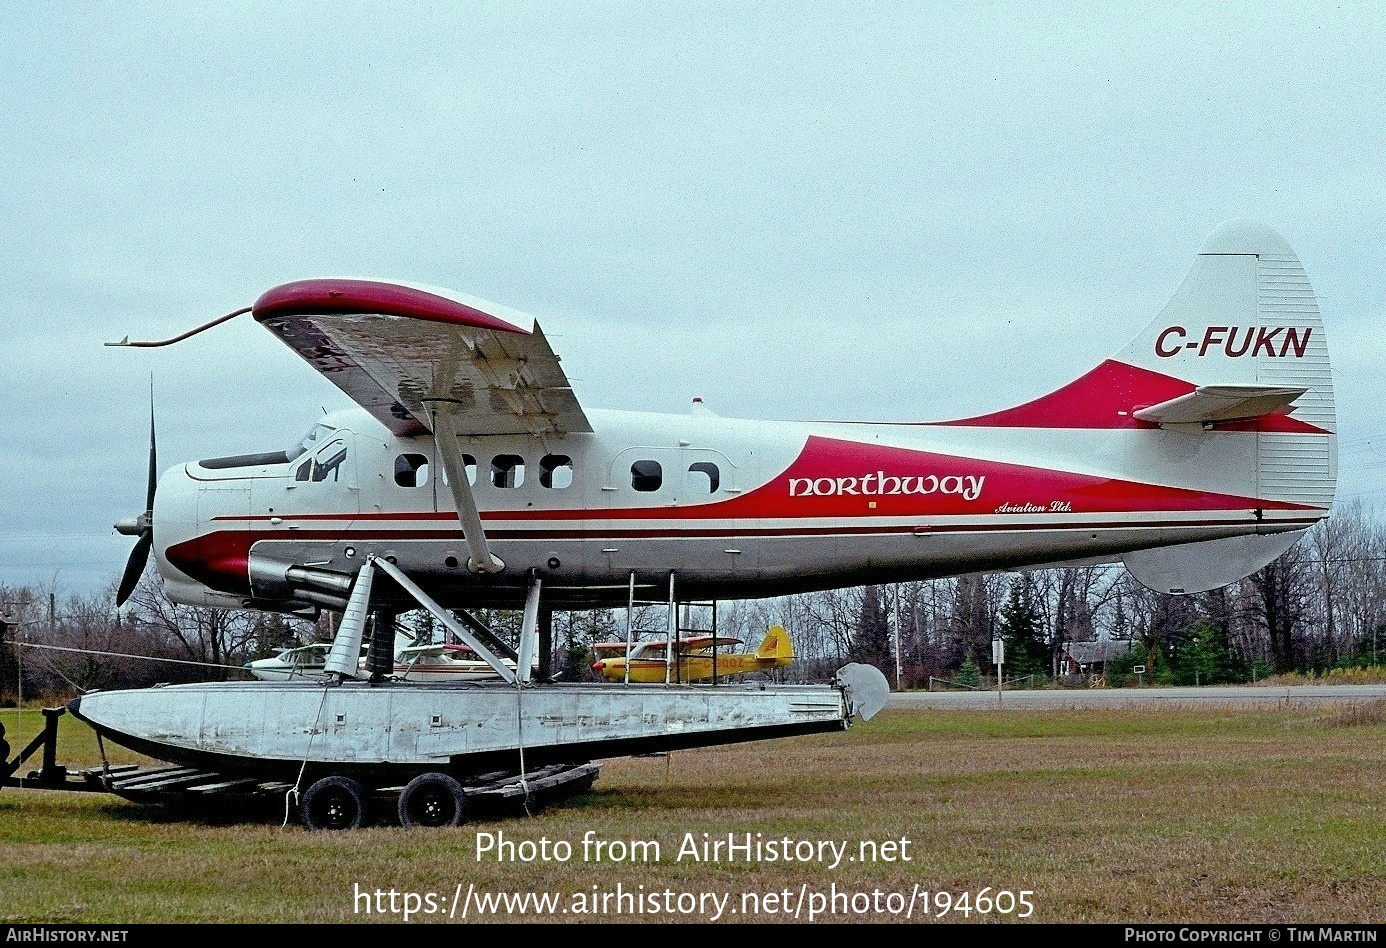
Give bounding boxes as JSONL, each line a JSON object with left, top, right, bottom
{"left": 1, "top": 704, "right": 1383, "bottom": 924}
{"left": 1258, "top": 665, "right": 1386, "bottom": 686}
{"left": 1315, "top": 697, "right": 1386, "bottom": 729}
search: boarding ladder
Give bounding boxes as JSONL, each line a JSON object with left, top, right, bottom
{"left": 621, "top": 572, "right": 723, "bottom": 685}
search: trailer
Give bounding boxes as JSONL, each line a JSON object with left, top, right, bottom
{"left": 3, "top": 663, "right": 889, "bottom": 831}
{"left": 1, "top": 705, "right": 601, "bottom": 829}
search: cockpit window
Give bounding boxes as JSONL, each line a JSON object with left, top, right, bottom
{"left": 286, "top": 423, "right": 336, "bottom": 462}
{"left": 311, "top": 441, "right": 348, "bottom": 482}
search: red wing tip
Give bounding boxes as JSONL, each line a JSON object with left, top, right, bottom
{"left": 252, "top": 279, "right": 529, "bottom": 334}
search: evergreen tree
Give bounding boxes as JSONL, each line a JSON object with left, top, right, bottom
{"left": 955, "top": 653, "right": 981, "bottom": 688}
{"left": 1179, "top": 619, "right": 1245, "bottom": 685}
{"left": 850, "top": 585, "right": 893, "bottom": 670}
{"left": 997, "top": 577, "right": 1048, "bottom": 681}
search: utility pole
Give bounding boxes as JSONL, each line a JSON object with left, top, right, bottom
{"left": 892, "top": 584, "right": 903, "bottom": 691}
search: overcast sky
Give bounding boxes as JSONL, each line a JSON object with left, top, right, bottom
{"left": 2, "top": 3, "right": 1383, "bottom": 598}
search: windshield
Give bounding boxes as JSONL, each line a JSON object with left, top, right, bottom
{"left": 286, "top": 423, "right": 335, "bottom": 461}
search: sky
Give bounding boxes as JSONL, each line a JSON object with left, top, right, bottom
{"left": 2, "top": 3, "right": 1383, "bottom": 598}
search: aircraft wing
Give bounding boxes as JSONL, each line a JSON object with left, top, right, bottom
{"left": 678, "top": 635, "right": 744, "bottom": 652}
{"left": 397, "top": 644, "right": 451, "bottom": 658}
{"left": 252, "top": 279, "right": 592, "bottom": 438}
{"left": 281, "top": 643, "right": 331, "bottom": 655}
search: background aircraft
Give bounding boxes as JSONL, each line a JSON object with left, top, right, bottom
{"left": 243, "top": 642, "right": 332, "bottom": 681}
{"left": 591, "top": 626, "right": 794, "bottom": 683}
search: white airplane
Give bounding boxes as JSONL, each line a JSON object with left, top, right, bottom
{"left": 243, "top": 642, "right": 332, "bottom": 681}
{"left": 111, "top": 219, "right": 1335, "bottom": 619}
{"left": 391, "top": 642, "right": 516, "bottom": 682}
{"left": 71, "top": 220, "right": 1335, "bottom": 827}
{"left": 244, "top": 638, "right": 512, "bottom": 682}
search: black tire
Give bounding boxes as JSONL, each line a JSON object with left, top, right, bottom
{"left": 300, "top": 775, "right": 370, "bottom": 831}
{"left": 398, "top": 772, "right": 468, "bottom": 828}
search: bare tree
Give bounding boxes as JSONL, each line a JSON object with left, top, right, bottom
{"left": 123, "top": 573, "right": 261, "bottom": 673}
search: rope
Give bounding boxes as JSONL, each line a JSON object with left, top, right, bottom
{"left": 284, "top": 684, "right": 333, "bottom": 829}
{"left": 14, "top": 642, "right": 250, "bottom": 673}
{"left": 515, "top": 678, "right": 532, "bottom": 817}
{"left": 105, "top": 306, "right": 251, "bottom": 348}
{"left": 30, "top": 647, "right": 88, "bottom": 695}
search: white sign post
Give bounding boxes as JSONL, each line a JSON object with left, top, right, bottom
{"left": 992, "top": 638, "right": 1005, "bottom": 708}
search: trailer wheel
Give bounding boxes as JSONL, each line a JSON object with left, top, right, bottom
{"left": 300, "top": 775, "right": 370, "bottom": 831}
{"left": 398, "top": 772, "right": 468, "bottom": 828}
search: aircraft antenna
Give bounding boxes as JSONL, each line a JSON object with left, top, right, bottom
{"left": 104, "top": 306, "right": 251, "bottom": 348}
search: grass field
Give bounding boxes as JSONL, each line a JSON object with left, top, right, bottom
{"left": 1, "top": 699, "right": 1383, "bottom": 924}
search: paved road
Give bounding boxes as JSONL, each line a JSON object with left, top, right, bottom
{"left": 887, "top": 683, "right": 1386, "bottom": 710}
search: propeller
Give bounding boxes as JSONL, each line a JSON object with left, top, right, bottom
{"left": 115, "top": 393, "right": 157, "bottom": 607}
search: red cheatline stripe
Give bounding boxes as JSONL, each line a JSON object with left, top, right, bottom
{"left": 189, "top": 515, "right": 1322, "bottom": 544}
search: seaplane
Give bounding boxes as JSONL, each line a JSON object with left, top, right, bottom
{"left": 591, "top": 626, "right": 794, "bottom": 683}
{"left": 69, "top": 219, "right": 1334, "bottom": 829}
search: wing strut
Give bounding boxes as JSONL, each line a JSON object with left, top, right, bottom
{"left": 373, "top": 558, "right": 517, "bottom": 683}
{"left": 429, "top": 402, "right": 504, "bottom": 574}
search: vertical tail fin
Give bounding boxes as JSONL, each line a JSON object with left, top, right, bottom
{"left": 1115, "top": 220, "right": 1337, "bottom": 594}
{"left": 938, "top": 221, "right": 1337, "bottom": 595}
{"left": 1115, "top": 219, "right": 1336, "bottom": 510}
{"left": 944, "top": 220, "right": 1336, "bottom": 513}
{"left": 755, "top": 625, "right": 794, "bottom": 661}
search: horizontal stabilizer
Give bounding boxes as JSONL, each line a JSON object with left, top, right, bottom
{"left": 1133, "top": 384, "right": 1307, "bottom": 426}
{"left": 1123, "top": 529, "right": 1308, "bottom": 595}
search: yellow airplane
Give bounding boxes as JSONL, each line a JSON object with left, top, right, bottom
{"left": 591, "top": 626, "right": 794, "bottom": 683}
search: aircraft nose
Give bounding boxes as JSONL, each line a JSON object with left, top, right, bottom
{"left": 591, "top": 661, "right": 603, "bottom": 672}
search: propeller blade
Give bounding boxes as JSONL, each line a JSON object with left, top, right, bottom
{"left": 117, "top": 380, "right": 159, "bottom": 608}
{"left": 116, "top": 529, "right": 152, "bottom": 607}
{"left": 145, "top": 386, "right": 157, "bottom": 514}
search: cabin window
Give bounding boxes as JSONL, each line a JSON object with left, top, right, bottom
{"left": 462, "top": 454, "right": 477, "bottom": 486}
{"left": 394, "top": 453, "right": 429, "bottom": 487}
{"left": 295, "top": 459, "right": 311, "bottom": 482}
{"left": 491, "top": 454, "right": 525, "bottom": 489}
{"left": 311, "top": 442, "right": 348, "bottom": 482}
{"left": 631, "top": 459, "right": 662, "bottom": 492}
{"left": 540, "top": 454, "right": 573, "bottom": 489}
{"left": 687, "top": 461, "right": 720, "bottom": 494}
